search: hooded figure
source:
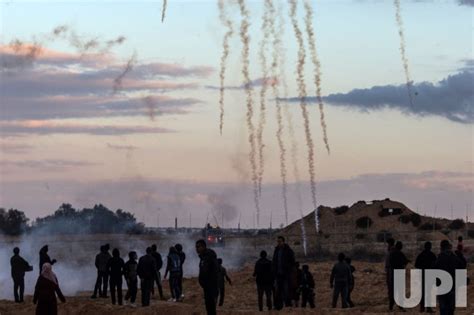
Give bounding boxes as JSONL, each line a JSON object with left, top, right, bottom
{"left": 11, "top": 247, "right": 33, "bottom": 303}
{"left": 92, "top": 244, "right": 112, "bottom": 299}
{"left": 39, "top": 245, "right": 56, "bottom": 275}
{"left": 272, "top": 236, "right": 295, "bottom": 309}
{"left": 164, "top": 246, "right": 182, "bottom": 301}
{"left": 33, "top": 263, "right": 65, "bottom": 315}
{"left": 107, "top": 248, "right": 125, "bottom": 305}
{"left": 196, "top": 239, "right": 218, "bottom": 315}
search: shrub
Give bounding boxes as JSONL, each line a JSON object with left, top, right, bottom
{"left": 419, "top": 222, "right": 442, "bottom": 231}
{"left": 379, "top": 208, "right": 403, "bottom": 217}
{"left": 468, "top": 230, "right": 474, "bottom": 238}
{"left": 398, "top": 215, "right": 411, "bottom": 224}
{"left": 334, "top": 205, "right": 349, "bottom": 215}
{"left": 410, "top": 213, "right": 422, "bottom": 227}
{"left": 356, "top": 216, "right": 373, "bottom": 229}
{"left": 376, "top": 230, "right": 392, "bottom": 242}
{"left": 355, "top": 233, "right": 365, "bottom": 239}
{"left": 448, "top": 219, "right": 465, "bottom": 230}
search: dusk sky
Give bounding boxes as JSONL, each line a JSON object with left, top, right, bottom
{"left": 0, "top": 0, "right": 472, "bottom": 228}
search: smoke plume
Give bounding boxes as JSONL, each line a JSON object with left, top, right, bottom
{"left": 207, "top": 193, "right": 239, "bottom": 226}
{"left": 142, "top": 96, "right": 157, "bottom": 121}
{"left": 113, "top": 52, "right": 138, "bottom": 94}
{"left": 288, "top": 0, "right": 319, "bottom": 233}
{"left": 238, "top": 0, "right": 261, "bottom": 227}
{"left": 217, "top": 0, "right": 234, "bottom": 135}
{"left": 161, "top": 0, "right": 168, "bottom": 23}
{"left": 303, "top": 0, "right": 330, "bottom": 155}
{"left": 394, "top": 0, "right": 415, "bottom": 107}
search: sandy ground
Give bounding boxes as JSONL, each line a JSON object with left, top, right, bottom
{"left": 0, "top": 261, "right": 472, "bottom": 315}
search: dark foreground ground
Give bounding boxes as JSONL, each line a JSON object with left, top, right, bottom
{"left": 0, "top": 261, "right": 473, "bottom": 315}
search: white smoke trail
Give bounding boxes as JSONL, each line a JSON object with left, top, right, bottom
{"left": 161, "top": 0, "right": 168, "bottom": 23}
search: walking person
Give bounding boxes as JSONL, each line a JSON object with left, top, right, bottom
{"left": 164, "top": 246, "right": 182, "bottom": 302}
{"left": 33, "top": 263, "right": 66, "bottom": 315}
{"left": 330, "top": 253, "right": 351, "bottom": 308}
{"left": 124, "top": 251, "right": 138, "bottom": 307}
{"left": 217, "top": 258, "right": 232, "bottom": 306}
{"left": 10, "top": 247, "right": 33, "bottom": 303}
{"left": 272, "top": 236, "right": 295, "bottom": 309}
{"left": 415, "top": 241, "right": 437, "bottom": 313}
{"left": 107, "top": 248, "right": 125, "bottom": 305}
{"left": 253, "top": 250, "right": 273, "bottom": 312}
{"left": 175, "top": 243, "right": 186, "bottom": 298}
{"left": 196, "top": 239, "right": 218, "bottom": 315}
{"left": 345, "top": 257, "right": 355, "bottom": 308}
{"left": 300, "top": 265, "right": 315, "bottom": 309}
{"left": 137, "top": 247, "right": 157, "bottom": 307}
{"left": 150, "top": 244, "right": 165, "bottom": 300}
{"left": 91, "top": 244, "right": 112, "bottom": 299}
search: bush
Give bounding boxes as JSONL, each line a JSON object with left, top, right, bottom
{"left": 356, "top": 216, "right": 373, "bottom": 229}
{"left": 419, "top": 222, "right": 442, "bottom": 231}
{"left": 410, "top": 213, "right": 422, "bottom": 227}
{"left": 376, "top": 230, "right": 392, "bottom": 242}
{"left": 334, "top": 205, "right": 349, "bottom": 215}
{"left": 378, "top": 208, "right": 403, "bottom": 217}
{"left": 468, "top": 230, "right": 474, "bottom": 238}
{"left": 0, "top": 208, "right": 29, "bottom": 235}
{"left": 448, "top": 219, "right": 465, "bottom": 230}
{"left": 398, "top": 215, "right": 411, "bottom": 224}
{"left": 355, "top": 233, "right": 365, "bottom": 239}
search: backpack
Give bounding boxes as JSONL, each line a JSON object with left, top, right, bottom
{"left": 169, "top": 253, "right": 181, "bottom": 273}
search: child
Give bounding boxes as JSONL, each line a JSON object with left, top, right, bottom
{"left": 217, "top": 258, "right": 232, "bottom": 306}
{"left": 300, "top": 265, "right": 315, "bottom": 308}
{"left": 124, "top": 251, "right": 138, "bottom": 307}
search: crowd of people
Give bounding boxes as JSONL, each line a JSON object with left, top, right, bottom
{"left": 8, "top": 235, "right": 470, "bottom": 315}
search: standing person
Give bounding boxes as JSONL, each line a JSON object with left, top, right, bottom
{"left": 10, "top": 247, "right": 33, "bottom": 303}
{"left": 345, "top": 257, "right": 355, "bottom": 308}
{"left": 124, "top": 251, "right": 138, "bottom": 307}
{"left": 39, "top": 245, "right": 56, "bottom": 274}
{"left": 91, "top": 244, "right": 112, "bottom": 299}
{"left": 107, "top": 248, "right": 125, "bottom": 305}
{"left": 175, "top": 243, "right": 186, "bottom": 298}
{"left": 384, "top": 238, "right": 395, "bottom": 310}
{"left": 137, "top": 247, "right": 157, "bottom": 307}
{"left": 434, "top": 240, "right": 462, "bottom": 315}
{"left": 164, "top": 246, "right": 182, "bottom": 302}
{"left": 150, "top": 244, "right": 164, "bottom": 300}
{"left": 196, "top": 239, "right": 218, "bottom": 315}
{"left": 272, "top": 236, "right": 295, "bottom": 309}
{"left": 330, "top": 253, "right": 351, "bottom": 309}
{"left": 33, "top": 263, "right": 66, "bottom": 315}
{"left": 217, "top": 258, "right": 232, "bottom": 306}
{"left": 457, "top": 236, "right": 464, "bottom": 253}
{"left": 300, "top": 265, "right": 315, "bottom": 309}
{"left": 253, "top": 250, "right": 273, "bottom": 312}
{"left": 292, "top": 262, "right": 302, "bottom": 307}
{"left": 415, "top": 241, "right": 437, "bottom": 313}
{"left": 389, "top": 241, "right": 410, "bottom": 311}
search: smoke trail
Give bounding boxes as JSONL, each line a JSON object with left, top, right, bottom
{"left": 303, "top": 0, "right": 330, "bottom": 155}
{"left": 161, "top": 0, "right": 168, "bottom": 23}
{"left": 256, "top": 0, "right": 272, "bottom": 197}
{"left": 142, "top": 96, "right": 157, "bottom": 121}
{"left": 52, "top": 25, "right": 69, "bottom": 37}
{"left": 393, "top": 0, "right": 414, "bottom": 107}
{"left": 113, "top": 52, "right": 137, "bottom": 94}
{"left": 288, "top": 0, "right": 319, "bottom": 233}
{"left": 217, "top": 0, "right": 234, "bottom": 135}
{"left": 238, "top": 0, "right": 261, "bottom": 227}
{"left": 277, "top": 3, "right": 307, "bottom": 255}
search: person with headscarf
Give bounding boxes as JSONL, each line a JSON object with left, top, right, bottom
{"left": 106, "top": 248, "right": 125, "bottom": 305}
{"left": 39, "top": 245, "right": 56, "bottom": 275}
{"left": 33, "top": 263, "right": 65, "bottom": 315}
{"left": 164, "top": 246, "right": 182, "bottom": 302}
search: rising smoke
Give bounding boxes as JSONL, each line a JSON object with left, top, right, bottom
{"left": 303, "top": 0, "right": 330, "bottom": 155}
{"left": 113, "top": 52, "right": 138, "bottom": 94}
{"left": 161, "top": 0, "right": 168, "bottom": 23}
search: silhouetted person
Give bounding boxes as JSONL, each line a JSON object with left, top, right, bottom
{"left": 124, "top": 251, "right": 138, "bottom": 306}
{"left": 33, "top": 263, "right": 65, "bottom": 315}
{"left": 39, "top": 245, "right": 56, "bottom": 275}
{"left": 175, "top": 243, "right": 186, "bottom": 298}
{"left": 457, "top": 236, "right": 464, "bottom": 253}
{"left": 272, "top": 236, "right": 295, "bottom": 309}
{"left": 217, "top": 258, "right": 232, "bottom": 306}
{"left": 137, "top": 247, "right": 156, "bottom": 307}
{"left": 10, "top": 247, "right": 33, "bottom": 303}
{"left": 330, "top": 253, "right": 351, "bottom": 308}
{"left": 435, "top": 240, "right": 462, "bottom": 315}
{"left": 384, "top": 238, "right": 395, "bottom": 310}
{"left": 107, "top": 248, "right": 125, "bottom": 305}
{"left": 196, "top": 239, "right": 218, "bottom": 315}
{"left": 345, "top": 257, "right": 355, "bottom": 308}
{"left": 150, "top": 244, "right": 164, "bottom": 300}
{"left": 292, "top": 262, "right": 302, "bottom": 307}
{"left": 300, "top": 265, "right": 315, "bottom": 309}
{"left": 92, "top": 244, "right": 112, "bottom": 299}
{"left": 164, "top": 246, "right": 182, "bottom": 301}
{"left": 253, "top": 250, "right": 273, "bottom": 312}
{"left": 415, "top": 241, "right": 437, "bottom": 313}
{"left": 389, "top": 241, "right": 409, "bottom": 311}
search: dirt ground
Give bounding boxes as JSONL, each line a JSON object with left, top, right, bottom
{"left": 0, "top": 261, "right": 472, "bottom": 315}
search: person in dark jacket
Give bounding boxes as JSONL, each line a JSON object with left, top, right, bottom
{"left": 107, "top": 248, "right": 125, "bottom": 305}
{"left": 91, "top": 244, "right": 112, "bottom": 299}
{"left": 300, "top": 265, "right": 315, "bottom": 309}
{"left": 345, "top": 257, "right": 355, "bottom": 308}
{"left": 330, "top": 252, "right": 351, "bottom": 308}
{"left": 415, "top": 241, "right": 437, "bottom": 313}
{"left": 196, "top": 239, "right": 218, "bottom": 315}
{"left": 175, "top": 243, "right": 186, "bottom": 298}
{"left": 253, "top": 250, "right": 273, "bottom": 312}
{"left": 10, "top": 247, "right": 33, "bottom": 303}
{"left": 434, "top": 240, "right": 463, "bottom": 315}
{"left": 389, "top": 241, "right": 410, "bottom": 311}
{"left": 124, "top": 251, "right": 138, "bottom": 306}
{"left": 217, "top": 258, "right": 232, "bottom": 306}
{"left": 272, "top": 236, "right": 295, "bottom": 309}
{"left": 39, "top": 245, "right": 56, "bottom": 275}
{"left": 33, "top": 263, "right": 65, "bottom": 315}
{"left": 137, "top": 247, "right": 157, "bottom": 307}
{"left": 164, "top": 246, "right": 182, "bottom": 301}
{"left": 150, "top": 244, "right": 164, "bottom": 300}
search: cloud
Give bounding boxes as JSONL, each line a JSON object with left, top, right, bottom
{"left": 0, "top": 142, "right": 34, "bottom": 154}
{"left": 457, "top": 0, "right": 474, "bottom": 6}
{"left": 2, "top": 159, "right": 98, "bottom": 171}
{"left": 106, "top": 143, "right": 138, "bottom": 151}
{"left": 0, "top": 120, "right": 171, "bottom": 136}
{"left": 283, "top": 69, "right": 473, "bottom": 124}
{"left": 205, "top": 76, "right": 278, "bottom": 90}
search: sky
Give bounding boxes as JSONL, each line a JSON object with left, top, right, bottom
{"left": 0, "top": 0, "right": 472, "bottom": 228}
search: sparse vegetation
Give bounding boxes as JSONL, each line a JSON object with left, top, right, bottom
{"left": 334, "top": 205, "right": 349, "bottom": 215}
{"left": 448, "top": 219, "right": 465, "bottom": 230}
{"left": 419, "top": 222, "right": 442, "bottom": 231}
{"left": 355, "top": 233, "right": 366, "bottom": 239}
{"left": 356, "top": 216, "right": 373, "bottom": 228}
{"left": 468, "top": 230, "right": 474, "bottom": 238}
{"left": 398, "top": 215, "right": 411, "bottom": 224}
{"left": 410, "top": 213, "right": 422, "bottom": 227}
